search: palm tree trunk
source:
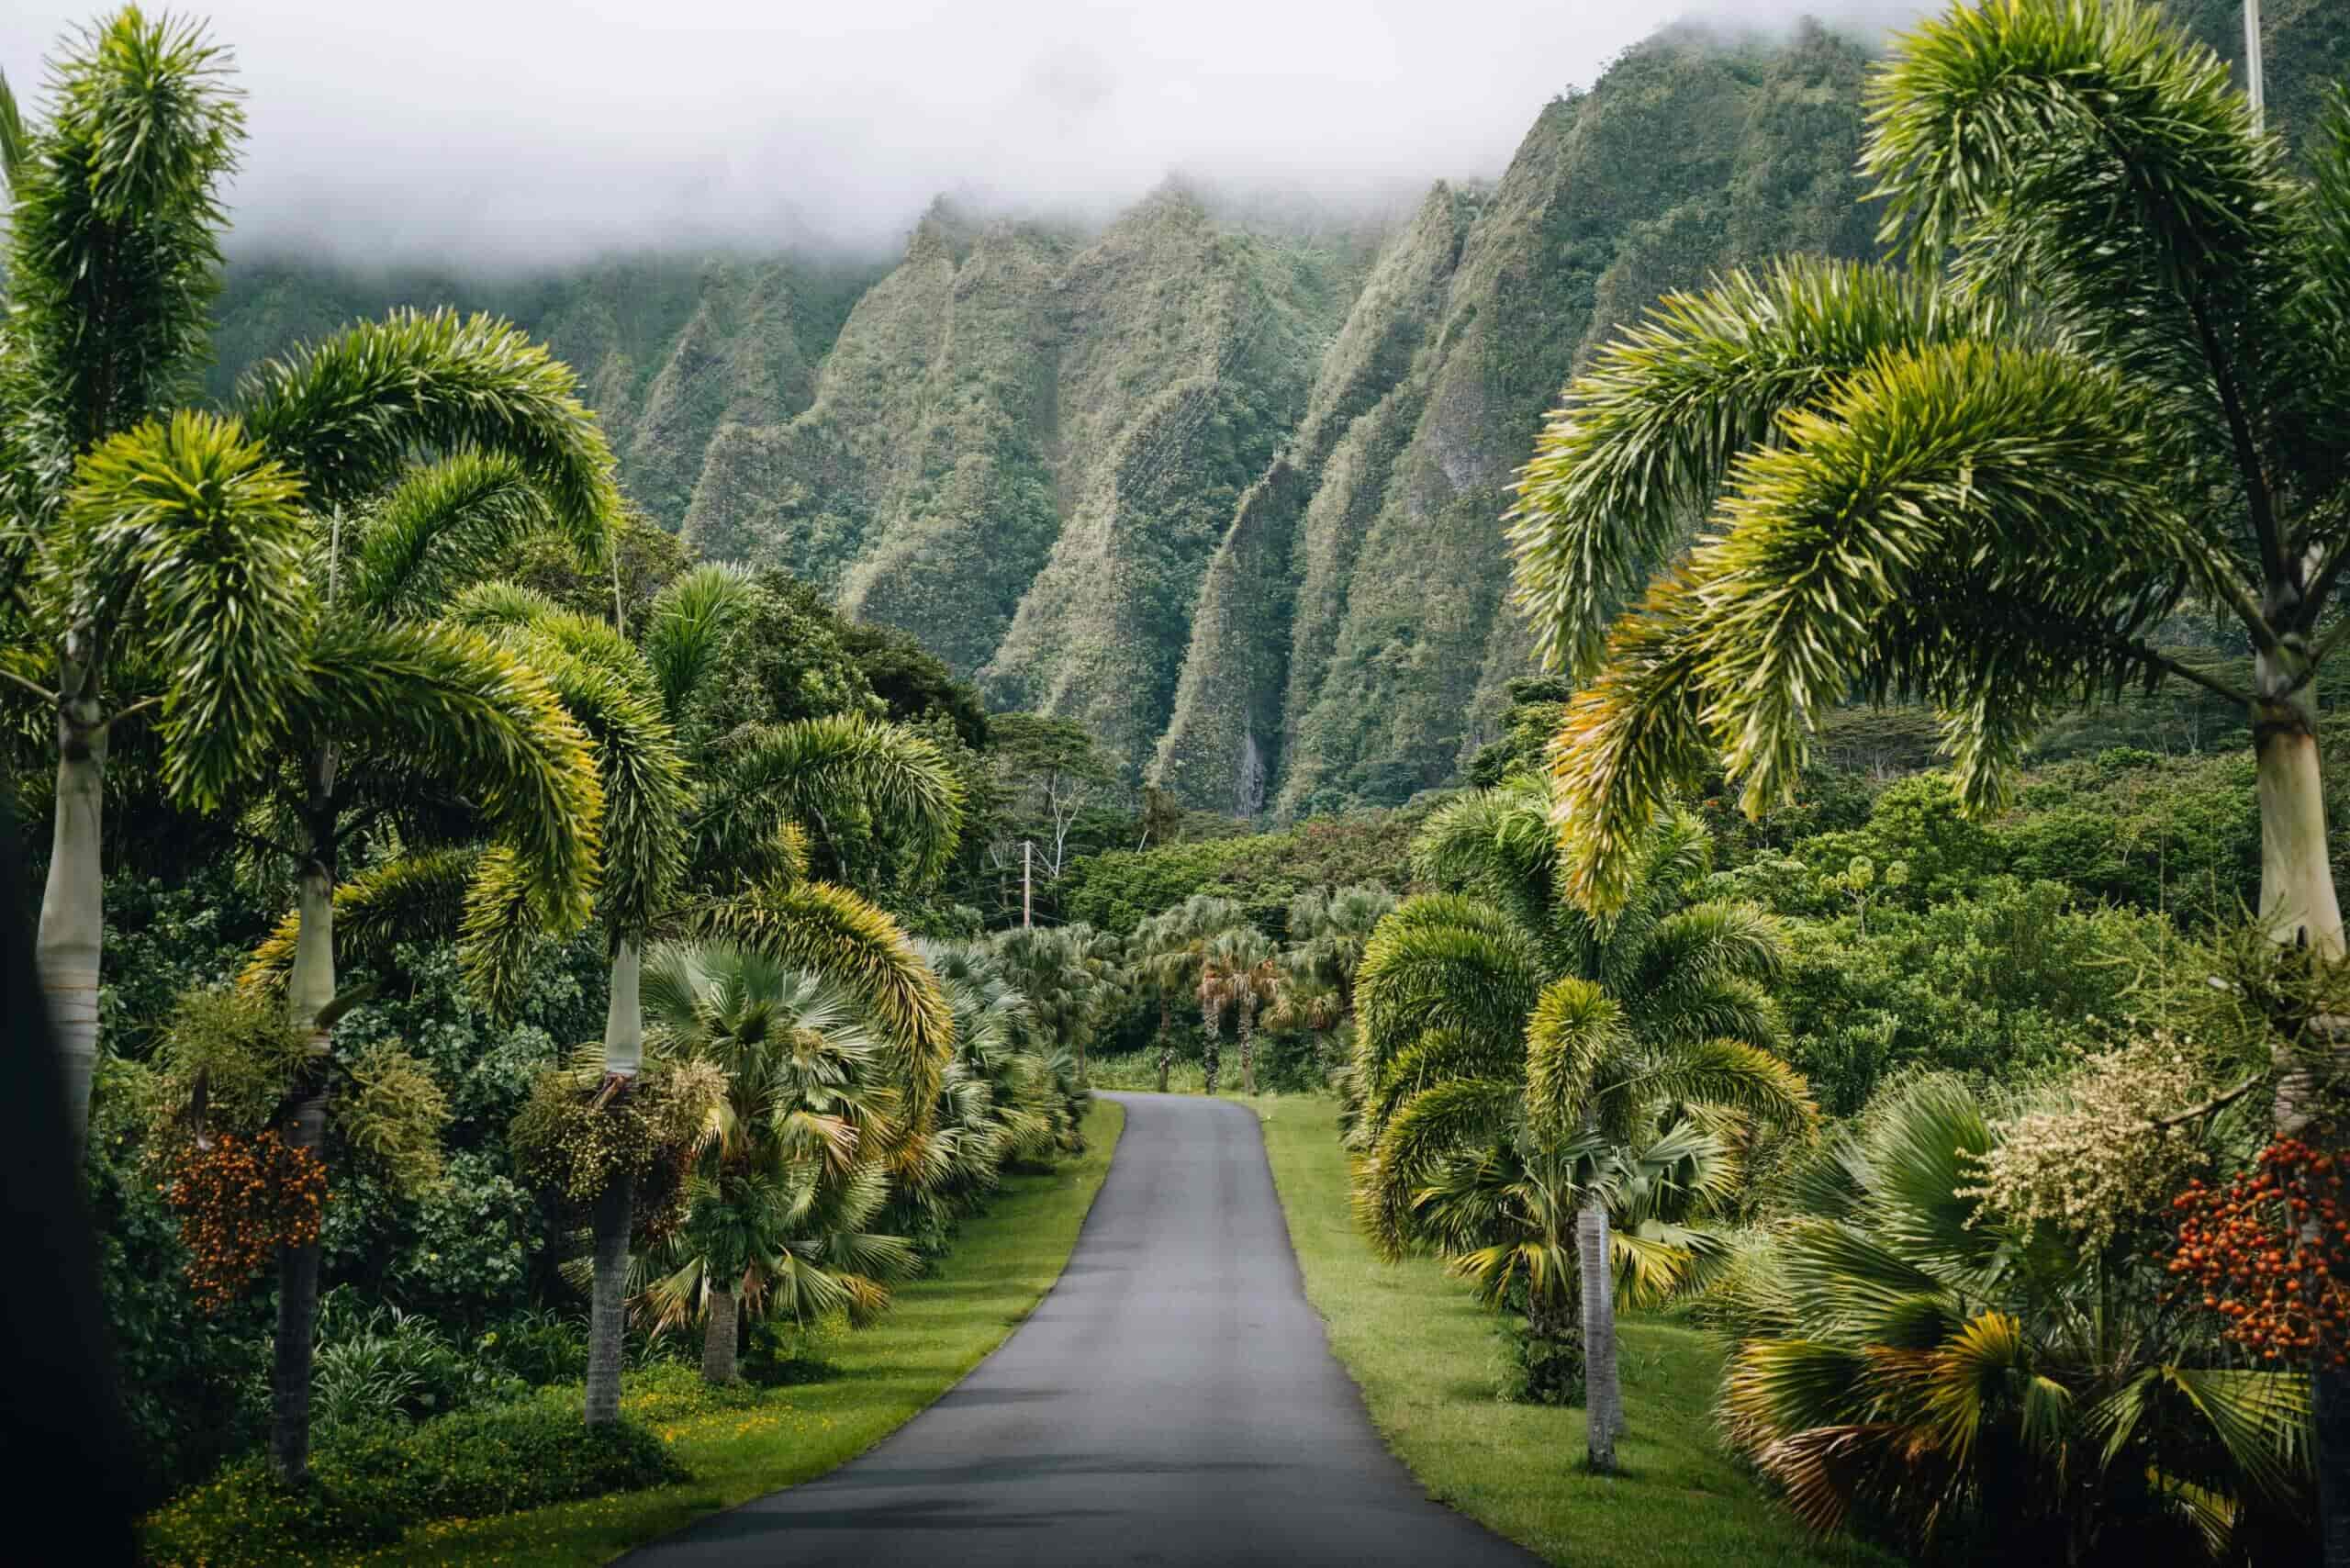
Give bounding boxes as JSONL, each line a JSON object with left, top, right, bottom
{"left": 270, "top": 1080, "right": 328, "bottom": 1483}
{"left": 37, "top": 699, "right": 106, "bottom": 1149}
{"left": 2255, "top": 671, "right": 2350, "bottom": 1565}
{"left": 585, "top": 941, "right": 643, "bottom": 1426}
{"left": 2254, "top": 681, "right": 2344, "bottom": 958}
{"left": 1576, "top": 1193, "right": 1621, "bottom": 1473}
{"left": 1156, "top": 996, "right": 1172, "bottom": 1092}
{"left": 271, "top": 827, "right": 337, "bottom": 1483}
{"left": 701, "top": 1283, "right": 740, "bottom": 1386}
{"left": 1202, "top": 1012, "right": 1222, "bottom": 1096}
{"left": 584, "top": 1170, "right": 632, "bottom": 1426}
{"left": 1239, "top": 1003, "right": 1256, "bottom": 1096}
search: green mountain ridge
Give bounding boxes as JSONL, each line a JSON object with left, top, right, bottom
{"left": 204, "top": 3, "right": 2348, "bottom": 817}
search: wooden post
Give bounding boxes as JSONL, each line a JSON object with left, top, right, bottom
{"left": 1022, "top": 839, "right": 1033, "bottom": 928}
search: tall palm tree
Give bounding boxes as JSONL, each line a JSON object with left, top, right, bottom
{"left": 1353, "top": 780, "right": 1808, "bottom": 1471}
{"left": 640, "top": 942, "right": 920, "bottom": 1385}
{"left": 2, "top": 11, "right": 626, "bottom": 1143}
{"left": 1130, "top": 894, "right": 1248, "bottom": 1092}
{"left": 313, "top": 564, "right": 958, "bottom": 1424}
{"left": 1200, "top": 926, "right": 1280, "bottom": 1095}
{"left": 1505, "top": 0, "right": 2350, "bottom": 1517}
{"left": 224, "top": 467, "right": 612, "bottom": 1481}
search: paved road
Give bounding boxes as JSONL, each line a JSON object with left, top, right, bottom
{"left": 622, "top": 1092, "right": 1539, "bottom": 1568}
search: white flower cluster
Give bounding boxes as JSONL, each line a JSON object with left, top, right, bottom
{"left": 1961, "top": 1033, "right": 2211, "bottom": 1251}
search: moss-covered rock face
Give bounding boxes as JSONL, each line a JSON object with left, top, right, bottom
{"left": 207, "top": 4, "right": 2347, "bottom": 815}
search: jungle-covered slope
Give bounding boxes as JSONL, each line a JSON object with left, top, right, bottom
{"left": 204, "top": 4, "right": 2348, "bottom": 814}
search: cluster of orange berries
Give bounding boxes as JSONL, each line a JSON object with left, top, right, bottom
{"left": 161, "top": 1131, "right": 329, "bottom": 1315}
{"left": 2167, "top": 1137, "right": 2348, "bottom": 1369}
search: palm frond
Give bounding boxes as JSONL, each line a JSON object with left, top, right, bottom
{"left": 344, "top": 452, "right": 550, "bottom": 619}
{"left": 60, "top": 411, "right": 311, "bottom": 808}
{"left": 1509, "top": 258, "right": 1986, "bottom": 678}
{"left": 289, "top": 618, "right": 604, "bottom": 935}
{"left": 4, "top": 10, "right": 241, "bottom": 465}
{"left": 644, "top": 563, "right": 757, "bottom": 720}
{"left": 236, "top": 308, "right": 619, "bottom": 551}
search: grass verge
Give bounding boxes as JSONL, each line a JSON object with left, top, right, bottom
{"left": 1249, "top": 1093, "right": 1893, "bottom": 1568}
{"left": 320, "top": 1098, "right": 1122, "bottom": 1567}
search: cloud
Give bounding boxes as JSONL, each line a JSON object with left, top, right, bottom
{"left": 0, "top": 1, "right": 1938, "bottom": 267}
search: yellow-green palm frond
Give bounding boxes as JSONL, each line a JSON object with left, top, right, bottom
{"left": 345, "top": 453, "right": 551, "bottom": 620}
{"left": 60, "top": 411, "right": 314, "bottom": 810}
{"left": 292, "top": 617, "right": 605, "bottom": 937}
{"left": 1509, "top": 257, "right": 1984, "bottom": 679}
{"left": 644, "top": 562, "right": 758, "bottom": 720}
{"left": 237, "top": 308, "right": 619, "bottom": 554}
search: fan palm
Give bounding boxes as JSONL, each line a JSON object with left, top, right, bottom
{"left": 1416, "top": 1114, "right": 1739, "bottom": 1398}
{"left": 992, "top": 923, "right": 1119, "bottom": 1080}
{"left": 1286, "top": 883, "right": 1398, "bottom": 1024}
{"left": 1, "top": 12, "right": 629, "bottom": 1146}
{"left": 1354, "top": 779, "right": 1808, "bottom": 1470}
{"left": 640, "top": 942, "right": 920, "bottom": 1385}
{"left": 1128, "top": 894, "right": 1248, "bottom": 1092}
{"left": 1506, "top": 0, "right": 2350, "bottom": 1514}
{"left": 1200, "top": 926, "right": 1280, "bottom": 1095}
{"left": 1715, "top": 1074, "right": 2312, "bottom": 1563}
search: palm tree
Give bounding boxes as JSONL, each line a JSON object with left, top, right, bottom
{"left": 1353, "top": 780, "right": 1808, "bottom": 1470}
{"left": 1715, "top": 1074, "right": 2312, "bottom": 1563}
{"left": 1505, "top": 0, "right": 2350, "bottom": 1513}
{"left": 640, "top": 942, "right": 920, "bottom": 1385}
{"left": 318, "top": 564, "right": 958, "bottom": 1424}
{"left": 1129, "top": 894, "right": 1248, "bottom": 1092}
{"left": 1200, "top": 926, "right": 1280, "bottom": 1095}
{"left": 1414, "top": 1114, "right": 1738, "bottom": 1404}
{"left": 991, "top": 923, "right": 1118, "bottom": 1081}
{"left": 222, "top": 470, "right": 613, "bottom": 1481}
{"left": 1286, "top": 883, "right": 1397, "bottom": 1025}
{"left": 2, "top": 12, "right": 626, "bottom": 1143}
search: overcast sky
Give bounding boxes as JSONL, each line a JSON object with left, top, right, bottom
{"left": 1, "top": 1, "right": 1936, "bottom": 268}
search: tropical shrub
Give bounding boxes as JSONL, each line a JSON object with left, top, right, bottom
{"left": 1714, "top": 1076, "right": 2313, "bottom": 1564}
{"left": 141, "top": 1394, "right": 685, "bottom": 1566}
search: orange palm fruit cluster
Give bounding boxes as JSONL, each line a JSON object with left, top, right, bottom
{"left": 2168, "top": 1137, "right": 2347, "bottom": 1369}
{"left": 161, "top": 1130, "right": 329, "bottom": 1315}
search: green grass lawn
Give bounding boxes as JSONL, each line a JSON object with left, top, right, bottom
{"left": 337, "top": 1098, "right": 1123, "bottom": 1567}
{"left": 1248, "top": 1094, "right": 1895, "bottom": 1568}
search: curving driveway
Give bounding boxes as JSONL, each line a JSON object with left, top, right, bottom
{"left": 621, "top": 1092, "right": 1539, "bottom": 1568}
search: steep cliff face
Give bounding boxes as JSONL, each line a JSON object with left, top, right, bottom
{"left": 205, "top": 5, "right": 2347, "bottom": 817}
{"left": 208, "top": 250, "right": 879, "bottom": 538}
{"left": 1206, "top": 23, "right": 1882, "bottom": 818}
{"left": 684, "top": 185, "right": 1368, "bottom": 767}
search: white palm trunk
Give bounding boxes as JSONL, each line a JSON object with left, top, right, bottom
{"left": 585, "top": 940, "right": 643, "bottom": 1426}
{"left": 1576, "top": 1193, "right": 1622, "bottom": 1473}
{"left": 271, "top": 829, "right": 337, "bottom": 1483}
{"left": 37, "top": 709, "right": 106, "bottom": 1148}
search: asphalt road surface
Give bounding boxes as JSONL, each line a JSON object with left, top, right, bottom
{"left": 621, "top": 1091, "right": 1539, "bottom": 1568}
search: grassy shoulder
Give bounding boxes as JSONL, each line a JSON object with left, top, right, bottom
{"left": 155, "top": 1098, "right": 1124, "bottom": 1568}
{"left": 1248, "top": 1094, "right": 1894, "bottom": 1568}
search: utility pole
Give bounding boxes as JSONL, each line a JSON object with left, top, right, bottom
{"left": 1022, "top": 839, "right": 1033, "bottom": 929}
{"left": 2244, "top": 0, "right": 2266, "bottom": 135}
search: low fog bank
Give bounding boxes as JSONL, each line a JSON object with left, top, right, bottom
{"left": 3, "top": 2, "right": 1938, "bottom": 272}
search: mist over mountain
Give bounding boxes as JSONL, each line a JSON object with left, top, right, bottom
{"left": 201, "top": 0, "right": 2349, "bottom": 817}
